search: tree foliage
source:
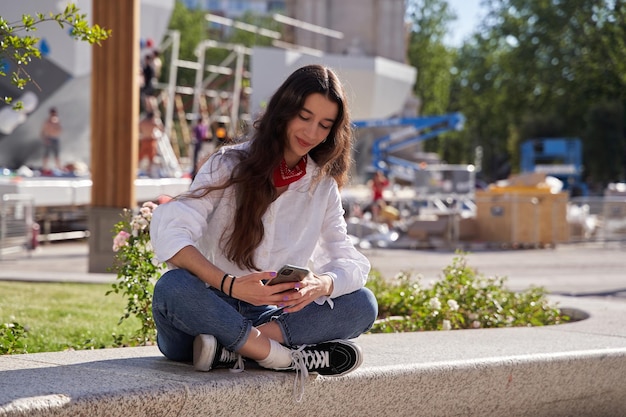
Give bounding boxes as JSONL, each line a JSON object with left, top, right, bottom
{"left": 451, "top": 0, "right": 626, "bottom": 185}
{"left": 0, "top": 3, "right": 110, "bottom": 108}
{"left": 584, "top": 100, "right": 625, "bottom": 185}
{"left": 406, "top": 0, "right": 455, "bottom": 116}
{"left": 164, "top": 0, "right": 207, "bottom": 89}
{"left": 406, "top": 0, "right": 468, "bottom": 163}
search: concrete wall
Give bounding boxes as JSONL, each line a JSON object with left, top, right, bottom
{"left": 250, "top": 47, "right": 416, "bottom": 122}
{"left": 286, "top": 0, "right": 408, "bottom": 63}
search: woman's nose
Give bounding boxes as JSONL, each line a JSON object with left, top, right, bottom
{"left": 305, "top": 122, "right": 320, "bottom": 139}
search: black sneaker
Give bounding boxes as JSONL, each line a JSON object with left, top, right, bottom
{"left": 290, "top": 339, "right": 363, "bottom": 376}
{"left": 193, "top": 334, "right": 244, "bottom": 372}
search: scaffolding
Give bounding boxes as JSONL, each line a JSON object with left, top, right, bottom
{"left": 155, "top": 31, "right": 252, "bottom": 144}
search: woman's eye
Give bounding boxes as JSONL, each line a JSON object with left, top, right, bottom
{"left": 320, "top": 123, "right": 331, "bottom": 130}
{"left": 299, "top": 114, "right": 309, "bottom": 121}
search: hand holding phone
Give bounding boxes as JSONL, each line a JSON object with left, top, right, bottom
{"left": 267, "top": 264, "right": 310, "bottom": 286}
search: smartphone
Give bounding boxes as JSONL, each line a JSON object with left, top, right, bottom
{"left": 267, "top": 264, "right": 310, "bottom": 286}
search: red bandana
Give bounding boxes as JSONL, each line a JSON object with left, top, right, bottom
{"left": 273, "top": 155, "right": 307, "bottom": 187}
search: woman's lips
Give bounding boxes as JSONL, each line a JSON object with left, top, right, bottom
{"left": 296, "top": 137, "right": 311, "bottom": 148}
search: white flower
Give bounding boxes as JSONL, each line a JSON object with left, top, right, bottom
{"left": 442, "top": 320, "right": 452, "bottom": 330}
{"left": 447, "top": 299, "right": 459, "bottom": 311}
{"left": 140, "top": 206, "right": 153, "bottom": 220}
{"left": 132, "top": 216, "right": 149, "bottom": 231}
{"left": 429, "top": 297, "right": 442, "bottom": 310}
{"left": 142, "top": 201, "right": 158, "bottom": 211}
{"left": 471, "top": 320, "right": 481, "bottom": 328}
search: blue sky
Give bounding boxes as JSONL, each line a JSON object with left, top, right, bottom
{"left": 445, "top": 0, "right": 486, "bottom": 46}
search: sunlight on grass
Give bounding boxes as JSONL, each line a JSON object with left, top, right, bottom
{"left": 0, "top": 281, "right": 141, "bottom": 353}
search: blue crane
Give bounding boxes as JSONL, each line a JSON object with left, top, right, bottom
{"left": 354, "top": 113, "right": 465, "bottom": 176}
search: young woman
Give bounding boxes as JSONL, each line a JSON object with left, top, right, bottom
{"left": 150, "top": 64, "right": 378, "bottom": 399}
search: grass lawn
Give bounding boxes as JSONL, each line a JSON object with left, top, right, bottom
{"left": 0, "top": 281, "right": 141, "bottom": 353}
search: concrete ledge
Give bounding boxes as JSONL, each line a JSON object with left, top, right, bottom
{"left": 1, "top": 296, "right": 626, "bottom": 417}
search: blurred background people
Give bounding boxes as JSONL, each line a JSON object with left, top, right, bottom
{"left": 40, "top": 107, "right": 63, "bottom": 173}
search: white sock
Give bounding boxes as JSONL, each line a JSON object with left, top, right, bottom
{"left": 257, "top": 339, "right": 293, "bottom": 369}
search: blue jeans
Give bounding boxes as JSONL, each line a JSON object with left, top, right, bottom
{"left": 152, "top": 268, "right": 378, "bottom": 362}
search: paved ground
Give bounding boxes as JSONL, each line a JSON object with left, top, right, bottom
{"left": 0, "top": 240, "right": 624, "bottom": 301}
{"left": 362, "top": 242, "right": 626, "bottom": 298}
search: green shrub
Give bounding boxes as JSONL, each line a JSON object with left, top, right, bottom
{"left": 367, "top": 251, "right": 569, "bottom": 333}
{"left": 108, "top": 202, "right": 165, "bottom": 345}
{"left": 108, "top": 203, "right": 570, "bottom": 341}
{"left": 0, "top": 322, "right": 28, "bottom": 354}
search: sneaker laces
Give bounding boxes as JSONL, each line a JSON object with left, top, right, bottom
{"left": 289, "top": 346, "right": 309, "bottom": 402}
{"left": 289, "top": 345, "right": 331, "bottom": 402}
{"left": 301, "top": 347, "right": 330, "bottom": 371}
{"left": 219, "top": 348, "right": 245, "bottom": 373}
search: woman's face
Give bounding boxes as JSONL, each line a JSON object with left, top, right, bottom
{"left": 284, "top": 93, "right": 338, "bottom": 167}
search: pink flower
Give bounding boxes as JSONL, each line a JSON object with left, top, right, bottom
{"left": 112, "top": 230, "right": 131, "bottom": 252}
{"left": 142, "top": 201, "right": 158, "bottom": 210}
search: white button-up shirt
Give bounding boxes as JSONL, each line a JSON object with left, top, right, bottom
{"left": 150, "top": 142, "right": 370, "bottom": 303}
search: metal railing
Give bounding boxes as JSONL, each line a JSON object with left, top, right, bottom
{"left": 0, "top": 193, "right": 35, "bottom": 259}
{"left": 568, "top": 196, "right": 626, "bottom": 244}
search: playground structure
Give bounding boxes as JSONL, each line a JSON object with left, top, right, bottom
{"left": 0, "top": 0, "right": 175, "bottom": 171}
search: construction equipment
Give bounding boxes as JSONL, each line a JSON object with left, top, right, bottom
{"left": 351, "top": 113, "right": 472, "bottom": 249}
{"left": 520, "top": 138, "right": 587, "bottom": 196}
{"left": 354, "top": 113, "right": 465, "bottom": 181}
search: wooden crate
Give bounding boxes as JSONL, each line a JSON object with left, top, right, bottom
{"left": 474, "top": 189, "right": 569, "bottom": 245}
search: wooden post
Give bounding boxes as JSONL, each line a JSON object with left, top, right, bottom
{"left": 88, "top": 0, "right": 139, "bottom": 272}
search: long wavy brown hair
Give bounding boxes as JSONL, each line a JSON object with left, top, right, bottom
{"left": 184, "top": 64, "right": 354, "bottom": 270}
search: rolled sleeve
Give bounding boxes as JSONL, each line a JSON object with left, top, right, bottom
{"left": 150, "top": 200, "right": 209, "bottom": 263}
{"left": 150, "top": 149, "right": 234, "bottom": 263}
